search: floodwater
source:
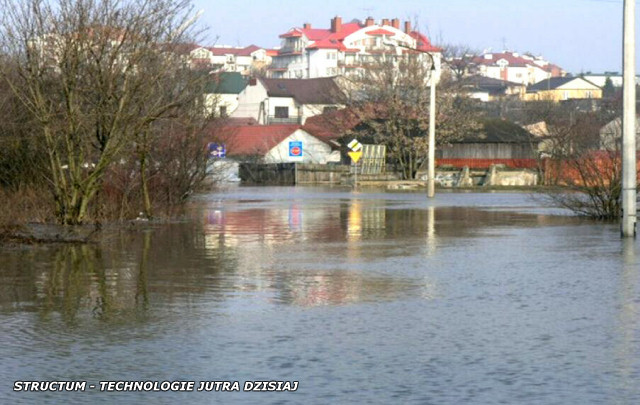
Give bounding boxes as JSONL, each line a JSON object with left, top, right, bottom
{"left": 1, "top": 186, "right": 639, "bottom": 404}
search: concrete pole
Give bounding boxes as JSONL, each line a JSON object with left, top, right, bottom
{"left": 427, "top": 75, "right": 436, "bottom": 198}
{"left": 622, "top": 0, "right": 637, "bottom": 237}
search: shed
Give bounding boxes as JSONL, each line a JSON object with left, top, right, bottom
{"left": 437, "top": 119, "right": 539, "bottom": 168}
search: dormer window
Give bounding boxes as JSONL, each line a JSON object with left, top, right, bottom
{"left": 497, "top": 59, "right": 508, "bottom": 68}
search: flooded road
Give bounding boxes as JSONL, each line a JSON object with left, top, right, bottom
{"left": 1, "top": 187, "right": 639, "bottom": 404}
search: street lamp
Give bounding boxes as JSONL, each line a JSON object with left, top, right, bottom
{"left": 383, "top": 39, "right": 438, "bottom": 198}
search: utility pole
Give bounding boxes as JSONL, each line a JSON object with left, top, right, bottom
{"left": 427, "top": 76, "right": 436, "bottom": 198}
{"left": 622, "top": 0, "right": 637, "bottom": 237}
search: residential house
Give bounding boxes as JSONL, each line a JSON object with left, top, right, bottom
{"left": 473, "top": 51, "right": 565, "bottom": 86}
{"left": 270, "top": 16, "right": 441, "bottom": 79}
{"left": 525, "top": 77, "right": 602, "bottom": 101}
{"left": 203, "top": 72, "right": 248, "bottom": 116}
{"left": 458, "top": 75, "right": 525, "bottom": 101}
{"left": 599, "top": 116, "right": 640, "bottom": 150}
{"left": 231, "top": 77, "right": 344, "bottom": 125}
{"left": 214, "top": 124, "right": 340, "bottom": 164}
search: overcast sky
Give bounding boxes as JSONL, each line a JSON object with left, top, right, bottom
{"left": 192, "top": 0, "right": 633, "bottom": 74}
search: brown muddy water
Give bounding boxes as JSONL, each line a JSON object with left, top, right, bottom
{"left": 1, "top": 186, "right": 639, "bottom": 404}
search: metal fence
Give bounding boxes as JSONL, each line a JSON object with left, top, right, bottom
{"left": 357, "top": 144, "right": 386, "bottom": 175}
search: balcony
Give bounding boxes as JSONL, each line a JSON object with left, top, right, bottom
{"left": 268, "top": 116, "right": 301, "bottom": 125}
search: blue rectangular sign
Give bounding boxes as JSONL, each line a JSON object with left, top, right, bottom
{"left": 208, "top": 143, "right": 226, "bottom": 158}
{"left": 289, "top": 141, "right": 303, "bottom": 157}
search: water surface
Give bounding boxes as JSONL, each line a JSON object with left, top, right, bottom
{"left": 1, "top": 187, "right": 639, "bottom": 404}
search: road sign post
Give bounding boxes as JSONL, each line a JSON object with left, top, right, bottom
{"left": 348, "top": 139, "right": 363, "bottom": 188}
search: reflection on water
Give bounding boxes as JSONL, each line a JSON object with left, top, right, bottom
{"left": 1, "top": 187, "right": 639, "bottom": 404}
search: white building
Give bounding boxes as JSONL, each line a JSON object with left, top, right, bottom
{"left": 203, "top": 72, "right": 249, "bottom": 117}
{"left": 231, "top": 77, "right": 344, "bottom": 125}
{"left": 188, "top": 44, "right": 270, "bottom": 74}
{"left": 472, "top": 51, "right": 565, "bottom": 86}
{"left": 581, "top": 73, "right": 640, "bottom": 88}
{"left": 217, "top": 125, "right": 340, "bottom": 164}
{"left": 269, "top": 16, "right": 441, "bottom": 80}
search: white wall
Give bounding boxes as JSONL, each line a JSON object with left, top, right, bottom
{"left": 204, "top": 93, "right": 239, "bottom": 116}
{"left": 265, "top": 129, "right": 338, "bottom": 163}
{"left": 232, "top": 80, "right": 268, "bottom": 123}
{"left": 268, "top": 97, "right": 300, "bottom": 119}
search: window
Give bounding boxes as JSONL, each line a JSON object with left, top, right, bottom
{"left": 585, "top": 90, "right": 593, "bottom": 99}
{"left": 323, "top": 106, "right": 338, "bottom": 113}
{"left": 275, "top": 106, "right": 289, "bottom": 118}
{"left": 219, "top": 106, "right": 227, "bottom": 117}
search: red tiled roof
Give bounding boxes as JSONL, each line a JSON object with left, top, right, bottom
{"left": 280, "top": 29, "right": 304, "bottom": 38}
{"left": 207, "top": 44, "right": 262, "bottom": 56}
{"left": 306, "top": 38, "right": 345, "bottom": 50}
{"left": 213, "top": 125, "right": 301, "bottom": 156}
{"left": 278, "top": 21, "right": 438, "bottom": 53}
{"left": 279, "top": 23, "right": 363, "bottom": 51}
{"left": 302, "top": 109, "right": 361, "bottom": 140}
{"left": 266, "top": 49, "right": 279, "bottom": 57}
{"left": 473, "top": 52, "right": 533, "bottom": 68}
{"left": 366, "top": 28, "right": 395, "bottom": 36}
{"left": 409, "top": 31, "right": 441, "bottom": 52}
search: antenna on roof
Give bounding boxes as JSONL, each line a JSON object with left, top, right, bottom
{"left": 360, "top": 7, "right": 375, "bottom": 17}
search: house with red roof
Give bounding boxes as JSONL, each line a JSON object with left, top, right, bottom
{"left": 212, "top": 124, "right": 340, "bottom": 164}
{"left": 472, "top": 51, "right": 566, "bottom": 87}
{"left": 269, "top": 16, "right": 441, "bottom": 80}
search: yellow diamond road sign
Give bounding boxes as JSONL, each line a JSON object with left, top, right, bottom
{"left": 348, "top": 139, "right": 362, "bottom": 152}
{"left": 348, "top": 150, "right": 363, "bottom": 163}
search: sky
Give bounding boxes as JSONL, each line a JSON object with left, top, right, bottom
{"left": 192, "top": 0, "right": 634, "bottom": 75}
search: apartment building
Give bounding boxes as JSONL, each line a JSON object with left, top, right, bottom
{"left": 269, "top": 16, "right": 441, "bottom": 80}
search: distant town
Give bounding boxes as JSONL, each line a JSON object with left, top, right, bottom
{"left": 186, "top": 16, "right": 635, "bottom": 195}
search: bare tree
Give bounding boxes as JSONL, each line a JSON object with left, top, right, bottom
{"left": 439, "top": 43, "right": 479, "bottom": 81}
{"left": 531, "top": 103, "right": 634, "bottom": 219}
{"left": 0, "top": 0, "right": 208, "bottom": 224}
{"left": 339, "top": 55, "right": 482, "bottom": 179}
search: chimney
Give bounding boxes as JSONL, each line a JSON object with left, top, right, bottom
{"left": 404, "top": 21, "right": 411, "bottom": 33}
{"left": 391, "top": 18, "right": 400, "bottom": 29}
{"left": 303, "top": 23, "right": 311, "bottom": 30}
{"left": 365, "top": 17, "right": 374, "bottom": 27}
{"left": 331, "top": 16, "right": 342, "bottom": 33}
{"left": 382, "top": 18, "right": 390, "bottom": 27}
